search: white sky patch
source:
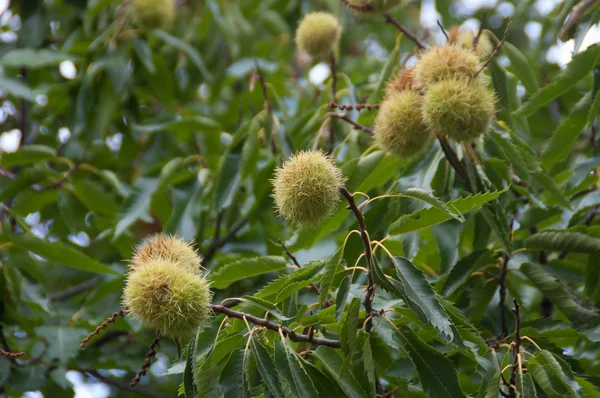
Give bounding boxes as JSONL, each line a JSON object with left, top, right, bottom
{"left": 66, "top": 371, "right": 111, "bottom": 398}
{"left": 58, "top": 126, "right": 71, "bottom": 143}
{"left": 547, "top": 26, "right": 600, "bottom": 67}
{"left": 0, "top": 128, "right": 21, "bottom": 152}
{"left": 534, "top": 0, "right": 562, "bottom": 16}
{"left": 59, "top": 60, "right": 77, "bottom": 79}
{"left": 525, "top": 21, "right": 543, "bottom": 42}
{"left": 0, "top": 0, "right": 9, "bottom": 15}
{"left": 308, "top": 62, "right": 330, "bottom": 86}
{"left": 580, "top": 24, "right": 600, "bottom": 50}
{"left": 69, "top": 231, "right": 90, "bottom": 247}
{"left": 497, "top": 2, "right": 515, "bottom": 17}
{"left": 106, "top": 132, "right": 123, "bottom": 152}
{"left": 458, "top": 0, "right": 498, "bottom": 14}
{"left": 36, "top": 94, "right": 48, "bottom": 107}
{"left": 420, "top": 0, "right": 441, "bottom": 30}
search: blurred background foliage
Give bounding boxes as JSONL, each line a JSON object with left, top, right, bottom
{"left": 0, "top": 0, "right": 600, "bottom": 397}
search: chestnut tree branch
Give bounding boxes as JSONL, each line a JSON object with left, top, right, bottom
{"left": 340, "top": 187, "right": 376, "bottom": 332}
{"left": 210, "top": 304, "right": 341, "bottom": 348}
{"left": 328, "top": 113, "right": 373, "bottom": 135}
{"left": 508, "top": 299, "right": 521, "bottom": 398}
{"left": 437, "top": 135, "right": 468, "bottom": 181}
{"left": 383, "top": 13, "right": 427, "bottom": 50}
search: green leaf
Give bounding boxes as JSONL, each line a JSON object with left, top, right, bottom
{"left": 183, "top": 337, "right": 197, "bottom": 398}
{"left": 132, "top": 115, "right": 221, "bottom": 134}
{"left": 382, "top": 322, "right": 466, "bottom": 398}
{"left": 232, "top": 296, "right": 291, "bottom": 321}
{"left": 0, "top": 169, "right": 46, "bottom": 202}
{"left": 209, "top": 256, "right": 288, "bottom": 289}
{"left": 388, "top": 189, "right": 507, "bottom": 236}
{"left": 274, "top": 339, "right": 319, "bottom": 397}
{"left": 113, "top": 178, "right": 157, "bottom": 239}
{"left": 0, "top": 145, "right": 55, "bottom": 167}
{"left": 0, "top": 75, "right": 36, "bottom": 101}
{"left": 516, "top": 372, "right": 537, "bottom": 398}
{"left": 340, "top": 298, "right": 360, "bottom": 356}
{"left": 488, "top": 131, "right": 530, "bottom": 180}
{"left": 527, "top": 350, "right": 583, "bottom": 398}
{"left": 255, "top": 260, "right": 323, "bottom": 302}
{"left": 72, "top": 180, "right": 120, "bottom": 217}
{"left": 34, "top": 326, "right": 88, "bottom": 364}
{"left": 335, "top": 275, "right": 352, "bottom": 321}
{"left": 214, "top": 146, "right": 242, "bottom": 211}
{"left": 0, "top": 48, "right": 79, "bottom": 68}
{"left": 516, "top": 45, "right": 600, "bottom": 116}
{"left": 442, "top": 250, "right": 497, "bottom": 297}
{"left": 587, "top": 67, "right": 600, "bottom": 129}
{"left": 391, "top": 257, "right": 455, "bottom": 341}
{"left": 484, "top": 373, "right": 501, "bottom": 398}
{"left": 525, "top": 231, "right": 600, "bottom": 254}
{"left": 391, "top": 188, "right": 465, "bottom": 222}
{"left": 250, "top": 337, "right": 284, "bottom": 398}
{"left": 312, "top": 346, "right": 371, "bottom": 398}
{"left": 318, "top": 253, "right": 342, "bottom": 308}
{"left": 219, "top": 349, "right": 249, "bottom": 398}
{"left": 133, "top": 38, "right": 155, "bottom": 74}
{"left": 11, "top": 233, "right": 118, "bottom": 275}
{"left": 521, "top": 262, "right": 600, "bottom": 327}
{"left": 541, "top": 91, "right": 594, "bottom": 170}
{"left": 153, "top": 30, "right": 212, "bottom": 80}
{"left": 503, "top": 42, "right": 539, "bottom": 94}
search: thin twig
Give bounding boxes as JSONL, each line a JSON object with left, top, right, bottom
{"left": 473, "top": 12, "right": 487, "bottom": 49}
{"left": 130, "top": 330, "right": 161, "bottom": 387}
{"left": 498, "top": 255, "right": 509, "bottom": 338}
{"left": 437, "top": 20, "right": 449, "bottom": 42}
{"left": 437, "top": 136, "right": 468, "bottom": 181}
{"left": 278, "top": 239, "right": 320, "bottom": 295}
{"left": 340, "top": 188, "right": 375, "bottom": 332}
{"left": 475, "top": 19, "right": 512, "bottom": 77}
{"left": 49, "top": 277, "right": 100, "bottom": 302}
{"left": 202, "top": 216, "right": 249, "bottom": 265}
{"left": 383, "top": 13, "right": 427, "bottom": 50}
{"left": 31, "top": 162, "right": 81, "bottom": 192}
{"left": 328, "top": 113, "right": 373, "bottom": 135}
{"left": 338, "top": 189, "right": 382, "bottom": 395}
{"left": 327, "top": 103, "right": 380, "bottom": 111}
{"left": 211, "top": 304, "right": 341, "bottom": 347}
{"left": 0, "top": 348, "right": 25, "bottom": 359}
{"left": 508, "top": 299, "right": 521, "bottom": 397}
{"left": 80, "top": 308, "right": 126, "bottom": 349}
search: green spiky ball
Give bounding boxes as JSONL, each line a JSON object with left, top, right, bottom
{"left": 385, "top": 66, "right": 416, "bottom": 98}
{"left": 413, "top": 45, "right": 483, "bottom": 90}
{"left": 375, "top": 91, "right": 431, "bottom": 157}
{"left": 272, "top": 150, "right": 344, "bottom": 227}
{"left": 295, "top": 12, "right": 342, "bottom": 57}
{"left": 456, "top": 30, "right": 495, "bottom": 58}
{"left": 131, "top": 0, "right": 175, "bottom": 30}
{"left": 131, "top": 234, "right": 201, "bottom": 275}
{"left": 123, "top": 259, "right": 212, "bottom": 338}
{"left": 422, "top": 78, "right": 496, "bottom": 142}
